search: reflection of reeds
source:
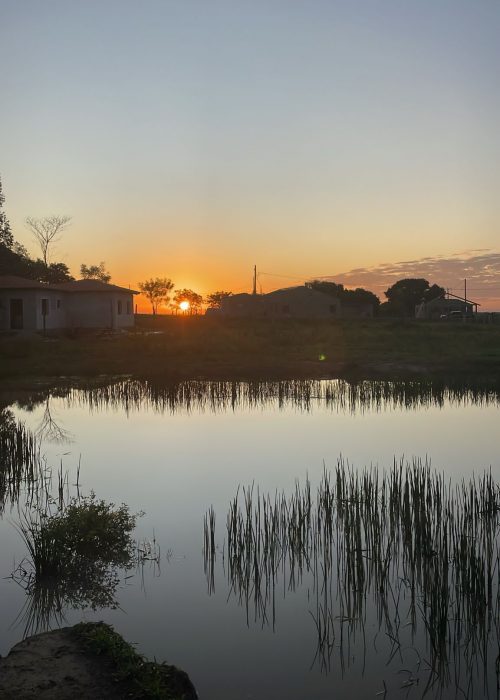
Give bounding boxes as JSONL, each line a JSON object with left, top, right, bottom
{"left": 203, "top": 506, "right": 216, "bottom": 594}
{"left": 0, "top": 411, "right": 42, "bottom": 512}
{"left": 51, "top": 377, "right": 500, "bottom": 416}
{"left": 205, "top": 460, "right": 500, "bottom": 697}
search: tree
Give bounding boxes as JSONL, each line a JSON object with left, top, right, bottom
{"left": 383, "top": 278, "right": 445, "bottom": 317}
{"left": 306, "top": 280, "right": 380, "bottom": 312}
{"left": 80, "top": 262, "right": 111, "bottom": 283}
{"left": 206, "top": 290, "right": 232, "bottom": 308}
{"left": 29, "top": 260, "right": 73, "bottom": 283}
{"left": 424, "top": 283, "right": 446, "bottom": 303}
{"left": 25, "top": 215, "right": 71, "bottom": 265}
{"left": 306, "top": 280, "right": 344, "bottom": 297}
{"left": 173, "top": 288, "right": 204, "bottom": 314}
{"left": 0, "top": 175, "right": 14, "bottom": 249}
{"left": 138, "top": 277, "right": 174, "bottom": 315}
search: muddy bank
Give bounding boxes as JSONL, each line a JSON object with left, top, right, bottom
{"left": 0, "top": 623, "right": 197, "bottom": 700}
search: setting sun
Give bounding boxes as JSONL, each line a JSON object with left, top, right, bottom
{"left": 179, "top": 300, "right": 190, "bottom": 312}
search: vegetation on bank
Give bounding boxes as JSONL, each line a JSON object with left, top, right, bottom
{"left": 74, "top": 622, "right": 197, "bottom": 699}
{"left": 0, "top": 316, "right": 499, "bottom": 383}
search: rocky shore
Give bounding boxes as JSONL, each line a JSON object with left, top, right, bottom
{"left": 0, "top": 623, "right": 197, "bottom": 700}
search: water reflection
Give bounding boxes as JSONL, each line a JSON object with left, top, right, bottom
{"left": 205, "top": 461, "right": 500, "bottom": 698}
{"left": 34, "top": 397, "right": 73, "bottom": 445}
{"left": 4, "top": 377, "right": 500, "bottom": 417}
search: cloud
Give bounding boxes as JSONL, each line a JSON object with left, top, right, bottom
{"left": 315, "top": 251, "right": 500, "bottom": 310}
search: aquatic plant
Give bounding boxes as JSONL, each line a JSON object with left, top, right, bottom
{"left": 205, "top": 460, "right": 500, "bottom": 697}
{"left": 11, "top": 494, "right": 140, "bottom": 636}
{"left": 0, "top": 409, "right": 41, "bottom": 512}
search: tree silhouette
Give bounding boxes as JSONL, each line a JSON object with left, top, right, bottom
{"left": 206, "top": 291, "right": 232, "bottom": 308}
{"left": 138, "top": 277, "right": 174, "bottom": 315}
{"left": 0, "top": 175, "right": 14, "bottom": 249}
{"left": 80, "top": 262, "right": 111, "bottom": 283}
{"left": 384, "top": 278, "right": 445, "bottom": 317}
{"left": 25, "top": 215, "right": 71, "bottom": 265}
{"left": 174, "top": 288, "right": 203, "bottom": 314}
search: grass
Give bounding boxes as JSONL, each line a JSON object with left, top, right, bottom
{"left": 73, "top": 622, "right": 197, "bottom": 699}
{"left": 0, "top": 316, "right": 499, "bottom": 384}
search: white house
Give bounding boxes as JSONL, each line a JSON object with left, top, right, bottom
{"left": 0, "top": 276, "right": 138, "bottom": 332}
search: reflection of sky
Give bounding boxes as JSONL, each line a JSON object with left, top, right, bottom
{"left": 1, "top": 391, "right": 499, "bottom": 698}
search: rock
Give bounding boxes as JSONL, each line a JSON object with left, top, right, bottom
{"left": 0, "top": 624, "right": 197, "bottom": 699}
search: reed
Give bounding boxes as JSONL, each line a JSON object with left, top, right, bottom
{"left": 205, "top": 459, "right": 500, "bottom": 697}
{"left": 0, "top": 409, "right": 42, "bottom": 512}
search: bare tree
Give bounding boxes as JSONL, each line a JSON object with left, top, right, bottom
{"left": 25, "top": 215, "right": 71, "bottom": 265}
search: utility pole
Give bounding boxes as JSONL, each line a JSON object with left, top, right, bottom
{"left": 252, "top": 265, "right": 257, "bottom": 295}
{"left": 464, "top": 278, "right": 467, "bottom": 321}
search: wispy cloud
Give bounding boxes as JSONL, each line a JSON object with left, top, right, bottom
{"left": 317, "top": 251, "right": 500, "bottom": 310}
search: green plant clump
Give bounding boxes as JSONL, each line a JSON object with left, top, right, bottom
{"left": 14, "top": 495, "right": 140, "bottom": 632}
{"left": 19, "top": 494, "right": 137, "bottom": 584}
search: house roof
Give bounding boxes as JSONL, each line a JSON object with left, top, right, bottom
{"left": 0, "top": 276, "right": 139, "bottom": 295}
{"left": 425, "top": 294, "right": 480, "bottom": 307}
{"left": 0, "top": 275, "right": 51, "bottom": 290}
{"left": 52, "top": 279, "right": 139, "bottom": 294}
{"left": 266, "top": 286, "right": 339, "bottom": 303}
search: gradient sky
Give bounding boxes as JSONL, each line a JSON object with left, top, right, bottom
{"left": 1, "top": 0, "right": 499, "bottom": 309}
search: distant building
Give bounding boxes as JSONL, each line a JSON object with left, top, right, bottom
{"left": 263, "top": 286, "right": 341, "bottom": 318}
{"left": 216, "top": 285, "right": 372, "bottom": 319}
{"left": 415, "top": 293, "right": 479, "bottom": 320}
{"left": 340, "top": 300, "right": 374, "bottom": 319}
{"left": 0, "top": 276, "right": 138, "bottom": 332}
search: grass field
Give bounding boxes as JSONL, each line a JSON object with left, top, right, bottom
{"left": 0, "top": 315, "right": 499, "bottom": 385}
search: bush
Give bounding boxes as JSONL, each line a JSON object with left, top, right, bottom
{"left": 13, "top": 495, "right": 140, "bottom": 632}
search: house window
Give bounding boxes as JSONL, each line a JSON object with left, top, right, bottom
{"left": 117, "top": 300, "right": 122, "bottom": 315}
{"left": 330, "top": 305, "right": 336, "bottom": 314}
{"left": 126, "top": 300, "right": 132, "bottom": 314}
{"left": 57, "top": 299, "right": 61, "bottom": 309}
{"left": 282, "top": 304, "right": 290, "bottom": 314}
{"left": 41, "top": 299, "right": 49, "bottom": 316}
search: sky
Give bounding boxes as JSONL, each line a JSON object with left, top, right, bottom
{"left": 1, "top": 0, "right": 499, "bottom": 310}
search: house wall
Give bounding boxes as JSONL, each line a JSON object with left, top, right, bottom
{"left": 264, "top": 289, "right": 340, "bottom": 318}
{"left": 341, "top": 303, "right": 374, "bottom": 319}
{"left": 416, "top": 298, "right": 474, "bottom": 319}
{"left": 219, "top": 290, "right": 342, "bottom": 319}
{"left": 35, "top": 290, "right": 67, "bottom": 330}
{"left": 66, "top": 292, "right": 134, "bottom": 328}
{"left": 0, "top": 289, "right": 41, "bottom": 331}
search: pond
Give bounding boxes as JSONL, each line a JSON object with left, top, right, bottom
{"left": 1, "top": 378, "right": 499, "bottom": 699}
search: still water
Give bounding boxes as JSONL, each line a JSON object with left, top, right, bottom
{"left": 1, "top": 379, "right": 499, "bottom": 699}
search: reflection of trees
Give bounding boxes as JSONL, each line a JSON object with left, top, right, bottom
{"left": 35, "top": 397, "right": 73, "bottom": 445}
{"left": 204, "top": 462, "right": 500, "bottom": 698}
